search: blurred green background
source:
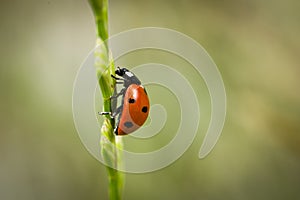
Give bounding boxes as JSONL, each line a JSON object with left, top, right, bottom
{"left": 1, "top": 0, "right": 300, "bottom": 199}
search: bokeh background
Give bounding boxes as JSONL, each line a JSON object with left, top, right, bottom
{"left": 1, "top": 0, "right": 300, "bottom": 199}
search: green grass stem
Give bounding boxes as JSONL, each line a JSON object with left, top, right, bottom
{"left": 88, "top": 0, "right": 124, "bottom": 199}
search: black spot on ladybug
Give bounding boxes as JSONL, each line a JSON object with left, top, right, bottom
{"left": 124, "top": 121, "right": 133, "bottom": 128}
{"left": 142, "top": 106, "right": 148, "bottom": 113}
{"left": 144, "top": 88, "right": 148, "bottom": 95}
{"left": 128, "top": 98, "right": 135, "bottom": 103}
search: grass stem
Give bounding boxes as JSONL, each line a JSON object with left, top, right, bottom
{"left": 88, "top": 0, "right": 124, "bottom": 199}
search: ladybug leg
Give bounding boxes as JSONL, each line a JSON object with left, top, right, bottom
{"left": 111, "top": 74, "right": 124, "bottom": 81}
{"left": 110, "top": 88, "right": 126, "bottom": 100}
{"left": 114, "top": 126, "right": 119, "bottom": 135}
{"left": 112, "top": 105, "right": 123, "bottom": 118}
{"left": 98, "top": 111, "right": 119, "bottom": 135}
{"left": 98, "top": 104, "right": 123, "bottom": 118}
{"left": 113, "top": 105, "right": 124, "bottom": 135}
{"left": 99, "top": 111, "right": 111, "bottom": 115}
{"left": 98, "top": 111, "right": 114, "bottom": 118}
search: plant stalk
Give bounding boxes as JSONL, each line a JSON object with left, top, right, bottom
{"left": 88, "top": 0, "right": 124, "bottom": 199}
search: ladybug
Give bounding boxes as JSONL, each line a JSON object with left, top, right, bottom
{"left": 102, "top": 67, "right": 150, "bottom": 135}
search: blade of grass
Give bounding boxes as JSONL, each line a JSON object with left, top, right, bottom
{"left": 88, "top": 0, "right": 124, "bottom": 199}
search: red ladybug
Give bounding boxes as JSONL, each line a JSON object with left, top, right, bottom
{"left": 102, "top": 67, "right": 150, "bottom": 135}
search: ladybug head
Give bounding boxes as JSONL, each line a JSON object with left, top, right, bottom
{"left": 115, "top": 67, "right": 141, "bottom": 85}
{"left": 115, "top": 67, "right": 129, "bottom": 77}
